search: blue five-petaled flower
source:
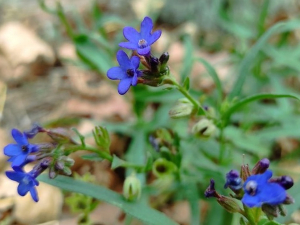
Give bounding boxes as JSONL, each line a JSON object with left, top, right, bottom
{"left": 107, "top": 50, "right": 142, "bottom": 95}
{"left": 119, "top": 16, "right": 162, "bottom": 56}
{"left": 4, "top": 129, "right": 39, "bottom": 168}
{"left": 6, "top": 169, "right": 39, "bottom": 202}
{"left": 242, "top": 170, "right": 286, "bottom": 207}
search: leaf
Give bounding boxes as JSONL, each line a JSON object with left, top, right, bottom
{"left": 222, "top": 93, "right": 300, "bottom": 124}
{"left": 194, "top": 57, "right": 223, "bottom": 103}
{"left": 180, "top": 35, "right": 194, "bottom": 82}
{"left": 183, "top": 77, "right": 190, "bottom": 91}
{"left": 39, "top": 175, "right": 179, "bottom": 225}
{"left": 74, "top": 34, "right": 112, "bottom": 74}
{"left": 80, "top": 153, "right": 103, "bottom": 161}
{"left": 261, "top": 221, "right": 283, "bottom": 225}
{"left": 229, "top": 19, "right": 300, "bottom": 99}
{"left": 111, "top": 154, "right": 127, "bottom": 170}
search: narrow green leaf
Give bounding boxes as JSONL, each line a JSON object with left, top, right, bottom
{"left": 180, "top": 36, "right": 194, "bottom": 82}
{"left": 222, "top": 93, "right": 300, "bottom": 124}
{"left": 194, "top": 57, "right": 223, "bottom": 102}
{"left": 229, "top": 19, "right": 300, "bottom": 99}
{"left": 39, "top": 175, "right": 179, "bottom": 225}
{"left": 74, "top": 35, "right": 112, "bottom": 74}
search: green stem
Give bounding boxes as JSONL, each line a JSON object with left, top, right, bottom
{"left": 218, "top": 126, "right": 225, "bottom": 163}
{"left": 66, "top": 145, "right": 113, "bottom": 162}
{"left": 167, "top": 77, "right": 206, "bottom": 115}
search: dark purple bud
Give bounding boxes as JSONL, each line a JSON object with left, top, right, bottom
{"left": 159, "top": 52, "right": 169, "bottom": 65}
{"left": 40, "top": 158, "right": 51, "bottom": 168}
{"left": 251, "top": 158, "right": 270, "bottom": 175}
{"left": 270, "top": 176, "right": 294, "bottom": 190}
{"left": 24, "top": 123, "right": 45, "bottom": 139}
{"left": 224, "top": 170, "right": 243, "bottom": 191}
{"left": 205, "top": 179, "right": 220, "bottom": 198}
{"left": 150, "top": 56, "right": 159, "bottom": 74}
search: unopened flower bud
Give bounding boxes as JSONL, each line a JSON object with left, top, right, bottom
{"left": 152, "top": 158, "right": 177, "bottom": 178}
{"left": 283, "top": 194, "right": 295, "bottom": 205}
{"left": 224, "top": 170, "right": 243, "bottom": 193}
{"left": 192, "top": 118, "right": 216, "bottom": 138}
{"left": 269, "top": 175, "right": 294, "bottom": 190}
{"left": 278, "top": 204, "right": 287, "bottom": 216}
{"left": 159, "top": 52, "right": 169, "bottom": 68}
{"left": 150, "top": 56, "right": 159, "bottom": 74}
{"left": 240, "top": 164, "right": 251, "bottom": 181}
{"left": 262, "top": 204, "right": 279, "bottom": 218}
{"left": 169, "top": 98, "right": 195, "bottom": 119}
{"left": 123, "top": 174, "right": 142, "bottom": 201}
{"left": 54, "top": 156, "right": 74, "bottom": 175}
{"left": 49, "top": 169, "right": 57, "bottom": 179}
{"left": 36, "top": 143, "right": 56, "bottom": 152}
{"left": 47, "top": 128, "right": 77, "bottom": 144}
{"left": 251, "top": 158, "right": 270, "bottom": 175}
{"left": 205, "top": 179, "right": 220, "bottom": 198}
{"left": 24, "top": 123, "right": 45, "bottom": 139}
{"left": 217, "top": 196, "right": 244, "bottom": 214}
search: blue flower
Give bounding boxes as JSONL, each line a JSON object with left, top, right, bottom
{"left": 119, "top": 17, "right": 162, "bottom": 56}
{"left": 4, "top": 129, "right": 39, "bottom": 167}
{"left": 6, "top": 169, "right": 39, "bottom": 202}
{"left": 107, "top": 50, "right": 142, "bottom": 95}
{"left": 242, "top": 170, "right": 286, "bottom": 207}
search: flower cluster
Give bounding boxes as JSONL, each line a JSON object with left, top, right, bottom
{"left": 4, "top": 125, "right": 75, "bottom": 202}
{"left": 107, "top": 16, "right": 170, "bottom": 95}
{"left": 205, "top": 158, "right": 294, "bottom": 221}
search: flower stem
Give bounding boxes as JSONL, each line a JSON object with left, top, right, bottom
{"left": 66, "top": 145, "right": 113, "bottom": 162}
{"left": 166, "top": 77, "right": 206, "bottom": 115}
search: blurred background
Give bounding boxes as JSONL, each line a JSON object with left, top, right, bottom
{"left": 0, "top": 0, "right": 300, "bottom": 224}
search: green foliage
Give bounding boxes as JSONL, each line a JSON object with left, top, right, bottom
{"left": 39, "top": 175, "right": 179, "bottom": 225}
{"left": 37, "top": 1, "right": 300, "bottom": 225}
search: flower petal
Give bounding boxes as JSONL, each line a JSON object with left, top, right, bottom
{"left": 4, "top": 144, "right": 22, "bottom": 156}
{"left": 11, "top": 154, "right": 27, "bottom": 167}
{"left": 137, "top": 46, "right": 151, "bottom": 56}
{"left": 18, "top": 182, "right": 31, "bottom": 196}
{"left": 116, "top": 50, "right": 131, "bottom": 69}
{"left": 107, "top": 67, "right": 126, "bottom": 80}
{"left": 140, "top": 17, "right": 153, "bottom": 37}
{"left": 11, "top": 129, "right": 28, "bottom": 145}
{"left": 30, "top": 187, "right": 39, "bottom": 202}
{"left": 242, "top": 193, "right": 261, "bottom": 207}
{"left": 123, "top": 27, "right": 140, "bottom": 42}
{"left": 119, "top": 42, "right": 138, "bottom": 50}
{"left": 28, "top": 144, "right": 39, "bottom": 153}
{"left": 131, "top": 56, "right": 140, "bottom": 70}
{"left": 260, "top": 183, "right": 286, "bottom": 205}
{"left": 118, "top": 78, "right": 132, "bottom": 95}
{"left": 5, "top": 171, "right": 25, "bottom": 182}
{"left": 148, "top": 30, "right": 162, "bottom": 45}
{"left": 131, "top": 74, "right": 138, "bottom": 86}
